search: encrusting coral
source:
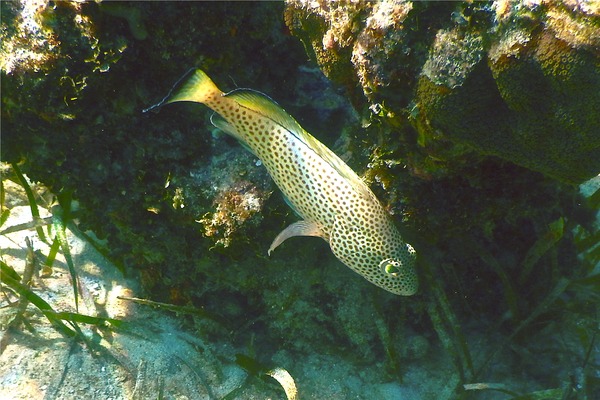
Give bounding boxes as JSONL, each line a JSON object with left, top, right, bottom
{"left": 285, "top": 0, "right": 600, "bottom": 184}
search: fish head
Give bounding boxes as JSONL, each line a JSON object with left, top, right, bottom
{"left": 330, "top": 217, "right": 418, "bottom": 295}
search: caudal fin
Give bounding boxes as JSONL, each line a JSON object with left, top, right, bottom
{"left": 166, "top": 69, "right": 221, "bottom": 105}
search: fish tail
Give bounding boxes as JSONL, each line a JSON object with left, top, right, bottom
{"left": 166, "top": 69, "right": 221, "bottom": 105}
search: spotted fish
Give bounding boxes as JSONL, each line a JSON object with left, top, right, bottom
{"left": 159, "top": 69, "right": 418, "bottom": 295}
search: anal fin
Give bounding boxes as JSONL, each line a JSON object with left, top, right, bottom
{"left": 268, "top": 220, "right": 326, "bottom": 255}
{"left": 210, "top": 113, "right": 241, "bottom": 141}
{"left": 210, "top": 113, "right": 256, "bottom": 155}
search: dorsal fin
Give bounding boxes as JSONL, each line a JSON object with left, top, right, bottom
{"left": 226, "top": 89, "right": 374, "bottom": 200}
{"left": 226, "top": 89, "right": 305, "bottom": 136}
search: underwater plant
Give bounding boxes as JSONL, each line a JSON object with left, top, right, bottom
{"left": 0, "top": 163, "right": 123, "bottom": 340}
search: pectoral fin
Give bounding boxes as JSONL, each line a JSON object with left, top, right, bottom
{"left": 268, "top": 220, "right": 327, "bottom": 255}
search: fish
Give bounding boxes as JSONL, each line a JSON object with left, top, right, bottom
{"left": 156, "top": 69, "right": 418, "bottom": 295}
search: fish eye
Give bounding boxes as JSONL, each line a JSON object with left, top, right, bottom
{"left": 379, "top": 258, "right": 401, "bottom": 277}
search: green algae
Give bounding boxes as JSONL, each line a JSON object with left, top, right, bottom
{"left": 0, "top": 165, "right": 124, "bottom": 340}
{"left": 1, "top": 260, "right": 79, "bottom": 338}
{"left": 99, "top": 3, "right": 148, "bottom": 41}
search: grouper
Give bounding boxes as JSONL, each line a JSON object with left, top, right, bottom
{"left": 151, "top": 69, "right": 418, "bottom": 295}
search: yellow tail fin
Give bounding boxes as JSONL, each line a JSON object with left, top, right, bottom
{"left": 166, "top": 69, "right": 221, "bottom": 105}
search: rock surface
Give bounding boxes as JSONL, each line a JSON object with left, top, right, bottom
{"left": 285, "top": 0, "right": 600, "bottom": 184}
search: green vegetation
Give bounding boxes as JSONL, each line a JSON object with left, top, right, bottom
{"left": 1, "top": 162, "right": 302, "bottom": 398}
{"left": 417, "top": 182, "right": 600, "bottom": 398}
{"left": 0, "top": 164, "right": 123, "bottom": 340}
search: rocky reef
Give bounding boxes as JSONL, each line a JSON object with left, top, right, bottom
{"left": 1, "top": 1, "right": 599, "bottom": 398}
{"left": 285, "top": 0, "right": 600, "bottom": 184}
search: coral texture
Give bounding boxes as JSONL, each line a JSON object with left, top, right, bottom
{"left": 285, "top": 0, "right": 600, "bottom": 184}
